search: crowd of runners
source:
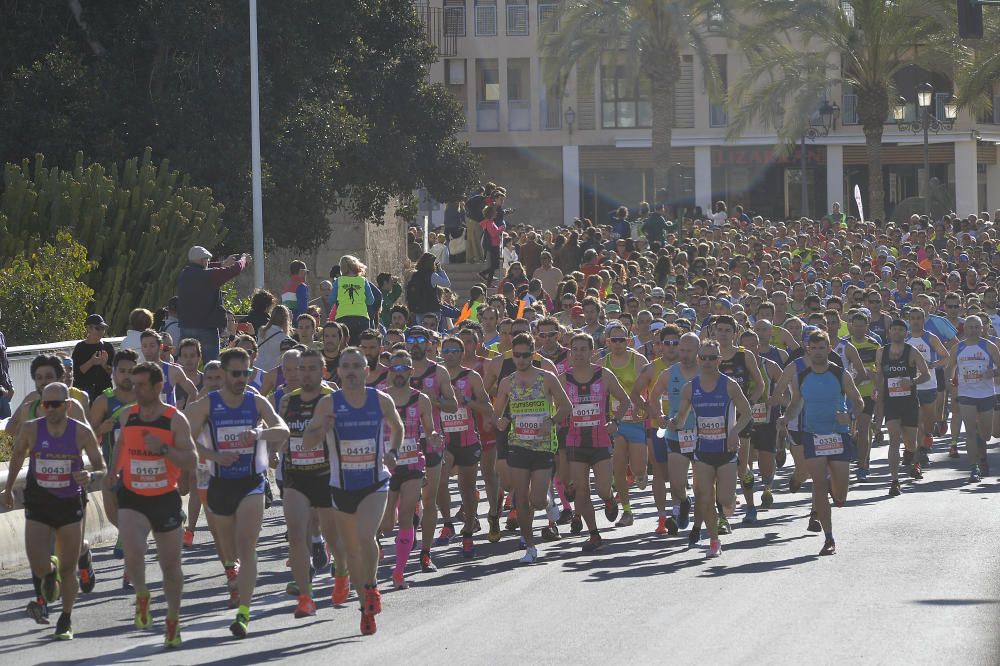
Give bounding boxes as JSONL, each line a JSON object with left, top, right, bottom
{"left": 3, "top": 201, "right": 1000, "bottom": 646}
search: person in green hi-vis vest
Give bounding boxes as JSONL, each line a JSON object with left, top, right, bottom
{"left": 329, "top": 255, "right": 374, "bottom": 346}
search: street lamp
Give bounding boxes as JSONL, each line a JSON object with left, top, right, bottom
{"left": 800, "top": 99, "right": 840, "bottom": 217}
{"left": 893, "top": 83, "right": 957, "bottom": 216}
{"left": 564, "top": 106, "right": 576, "bottom": 138}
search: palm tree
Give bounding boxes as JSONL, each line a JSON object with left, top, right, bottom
{"left": 540, "top": 0, "right": 725, "bottom": 201}
{"left": 953, "top": 14, "right": 1000, "bottom": 119}
{"left": 726, "top": 0, "right": 963, "bottom": 221}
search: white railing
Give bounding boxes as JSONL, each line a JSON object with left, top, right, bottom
{"left": 6, "top": 337, "right": 124, "bottom": 403}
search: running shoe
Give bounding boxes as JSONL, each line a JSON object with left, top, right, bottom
{"left": 360, "top": 611, "right": 377, "bottom": 636}
{"left": 487, "top": 514, "right": 502, "bottom": 543}
{"left": 42, "top": 556, "right": 60, "bottom": 604}
{"left": 909, "top": 463, "right": 924, "bottom": 480}
{"left": 655, "top": 516, "right": 668, "bottom": 535}
{"left": 918, "top": 444, "right": 931, "bottom": 466}
{"left": 635, "top": 473, "right": 649, "bottom": 491}
{"left": 503, "top": 492, "right": 513, "bottom": 511}
{"left": 581, "top": 534, "right": 603, "bottom": 552}
{"left": 286, "top": 580, "right": 300, "bottom": 597}
{"left": 604, "top": 499, "right": 620, "bottom": 523}
{"left": 741, "top": 470, "right": 754, "bottom": 490}
{"left": 678, "top": 499, "right": 691, "bottom": 529}
{"left": 230, "top": 610, "right": 249, "bottom": 638}
{"left": 263, "top": 481, "right": 273, "bottom": 509}
{"left": 969, "top": 465, "right": 982, "bottom": 483}
{"left": 433, "top": 525, "right": 455, "bottom": 547}
{"left": 807, "top": 512, "right": 822, "bottom": 533}
{"left": 760, "top": 487, "right": 774, "bottom": 510}
{"left": 332, "top": 575, "right": 350, "bottom": 605}
{"left": 717, "top": 516, "right": 731, "bottom": 535}
{"left": 706, "top": 540, "right": 722, "bottom": 558}
{"left": 135, "top": 591, "right": 151, "bottom": 629}
{"left": 26, "top": 598, "right": 49, "bottom": 625}
{"left": 363, "top": 584, "right": 382, "bottom": 615}
{"left": 888, "top": 481, "right": 901, "bottom": 497}
{"left": 518, "top": 536, "right": 527, "bottom": 549}
{"left": 226, "top": 566, "right": 240, "bottom": 609}
{"left": 505, "top": 509, "right": 519, "bottom": 531}
{"left": 687, "top": 525, "right": 702, "bottom": 548}
{"left": 557, "top": 508, "right": 574, "bottom": 525}
{"left": 182, "top": 528, "right": 194, "bottom": 549}
{"left": 570, "top": 513, "right": 583, "bottom": 535}
{"left": 616, "top": 510, "right": 634, "bottom": 527}
{"left": 545, "top": 502, "right": 561, "bottom": 523}
{"left": 420, "top": 551, "right": 437, "bottom": 573}
{"left": 519, "top": 546, "right": 538, "bottom": 564}
{"left": 391, "top": 571, "right": 409, "bottom": 590}
{"left": 776, "top": 448, "right": 787, "bottom": 468}
{"left": 540, "top": 525, "right": 561, "bottom": 541}
{"left": 312, "top": 541, "right": 330, "bottom": 571}
{"left": 113, "top": 535, "right": 124, "bottom": 560}
{"left": 164, "top": 617, "right": 182, "bottom": 648}
{"left": 789, "top": 477, "right": 803, "bottom": 493}
{"left": 461, "top": 536, "right": 475, "bottom": 559}
{"left": 856, "top": 467, "right": 869, "bottom": 482}
{"left": 819, "top": 539, "right": 836, "bottom": 556}
{"left": 78, "top": 550, "right": 96, "bottom": 594}
{"left": 949, "top": 443, "right": 960, "bottom": 459}
{"left": 53, "top": 612, "right": 72, "bottom": 640}
{"left": 665, "top": 515, "right": 679, "bottom": 536}
{"left": 294, "top": 595, "right": 317, "bottom": 617}
{"left": 742, "top": 507, "right": 759, "bottom": 525}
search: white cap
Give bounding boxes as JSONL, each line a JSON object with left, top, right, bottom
{"left": 188, "top": 246, "right": 212, "bottom": 262}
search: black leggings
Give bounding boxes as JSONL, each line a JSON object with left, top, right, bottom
{"left": 486, "top": 244, "right": 500, "bottom": 276}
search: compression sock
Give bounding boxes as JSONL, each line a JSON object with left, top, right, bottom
{"left": 238, "top": 603, "right": 250, "bottom": 618}
{"left": 622, "top": 501, "right": 631, "bottom": 513}
{"left": 554, "top": 478, "right": 572, "bottom": 512}
{"left": 394, "top": 527, "right": 415, "bottom": 577}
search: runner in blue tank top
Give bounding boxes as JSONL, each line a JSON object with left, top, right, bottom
{"left": 304, "top": 347, "right": 402, "bottom": 637}
{"left": 185, "top": 347, "right": 289, "bottom": 639}
{"left": 669, "top": 340, "right": 752, "bottom": 560}
{"left": 781, "top": 330, "right": 863, "bottom": 557}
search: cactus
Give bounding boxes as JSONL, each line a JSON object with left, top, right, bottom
{"left": 0, "top": 149, "right": 225, "bottom": 332}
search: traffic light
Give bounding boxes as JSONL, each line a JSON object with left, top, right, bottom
{"left": 958, "top": 0, "right": 984, "bottom": 39}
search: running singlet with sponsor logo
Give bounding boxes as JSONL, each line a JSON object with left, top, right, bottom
{"left": 411, "top": 362, "right": 445, "bottom": 453}
{"left": 905, "top": 332, "right": 938, "bottom": 391}
{"left": 29, "top": 418, "right": 83, "bottom": 499}
{"left": 666, "top": 364, "right": 697, "bottom": 451}
{"left": 444, "top": 369, "right": 479, "bottom": 447}
{"left": 386, "top": 388, "right": 425, "bottom": 470}
{"left": 119, "top": 405, "right": 181, "bottom": 496}
{"left": 283, "top": 386, "right": 334, "bottom": 476}
{"left": 881, "top": 344, "right": 916, "bottom": 401}
{"left": 691, "top": 374, "right": 735, "bottom": 454}
{"left": 955, "top": 340, "right": 995, "bottom": 399}
{"left": 603, "top": 351, "right": 643, "bottom": 421}
{"left": 507, "top": 373, "right": 557, "bottom": 453}
{"left": 329, "top": 387, "right": 389, "bottom": 490}
{"left": 207, "top": 391, "right": 265, "bottom": 480}
{"left": 564, "top": 366, "right": 611, "bottom": 449}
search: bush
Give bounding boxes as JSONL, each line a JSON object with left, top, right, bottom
{"left": 0, "top": 230, "right": 94, "bottom": 346}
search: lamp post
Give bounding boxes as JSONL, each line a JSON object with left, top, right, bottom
{"left": 800, "top": 100, "right": 839, "bottom": 217}
{"left": 893, "top": 83, "right": 957, "bottom": 216}
{"left": 249, "top": 0, "right": 264, "bottom": 289}
{"left": 564, "top": 105, "right": 576, "bottom": 140}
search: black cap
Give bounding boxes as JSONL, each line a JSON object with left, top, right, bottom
{"left": 85, "top": 314, "right": 108, "bottom": 328}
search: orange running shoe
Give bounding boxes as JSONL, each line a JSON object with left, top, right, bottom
{"left": 360, "top": 611, "right": 377, "bottom": 635}
{"left": 332, "top": 575, "right": 350, "bottom": 605}
{"left": 294, "top": 595, "right": 316, "bottom": 618}
{"left": 654, "top": 516, "right": 668, "bottom": 535}
{"left": 182, "top": 529, "right": 194, "bottom": 549}
{"left": 363, "top": 584, "right": 382, "bottom": 615}
{"left": 134, "top": 591, "right": 151, "bottom": 629}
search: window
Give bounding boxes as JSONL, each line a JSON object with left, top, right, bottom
{"left": 446, "top": 59, "right": 468, "bottom": 130}
{"left": 540, "top": 59, "right": 562, "bottom": 129}
{"left": 475, "top": 0, "right": 497, "bottom": 36}
{"left": 601, "top": 54, "right": 651, "bottom": 128}
{"left": 506, "top": 0, "right": 529, "bottom": 36}
{"left": 476, "top": 59, "right": 500, "bottom": 130}
{"left": 707, "top": 2, "right": 724, "bottom": 31}
{"left": 444, "top": 0, "right": 466, "bottom": 37}
{"left": 709, "top": 54, "right": 728, "bottom": 127}
{"left": 507, "top": 58, "right": 531, "bottom": 130}
{"left": 674, "top": 55, "right": 694, "bottom": 129}
{"left": 538, "top": 3, "right": 559, "bottom": 34}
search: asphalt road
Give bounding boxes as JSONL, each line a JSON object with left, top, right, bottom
{"left": 0, "top": 435, "right": 998, "bottom": 666}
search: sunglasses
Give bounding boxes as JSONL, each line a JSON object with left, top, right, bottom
{"left": 537, "top": 331, "right": 558, "bottom": 338}
{"left": 389, "top": 364, "right": 412, "bottom": 372}
{"left": 405, "top": 336, "right": 427, "bottom": 344}
{"left": 441, "top": 347, "right": 463, "bottom": 354}
{"left": 229, "top": 369, "right": 254, "bottom": 378}
{"left": 512, "top": 352, "right": 533, "bottom": 359}
{"left": 698, "top": 354, "right": 719, "bottom": 361}
{"left": 661, "top": 340, "right": 680, "bottom": 346}
{"left": 42, "top": 400, "right": 66, "bottom": 409}
{"left": 609, "top": 337, "right": 628, "bottom": 343}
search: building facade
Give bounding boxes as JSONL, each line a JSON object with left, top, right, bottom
{"left": 419, "top": 0, "right": 1000, "bottom": 227}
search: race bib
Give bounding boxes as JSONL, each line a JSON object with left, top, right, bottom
{"left": 216, "top": 426, "right": 254, "bottom": 457}
{"left": 35, "top": 459, "right": 72, "bottom": 489}
{"left": 813, "top": 433, "right": 844, "bottom": 456}
{"left": 751, "top": 403, "right": 768, "bottom": 424}
{"left": 441, "top": 407, "right": 470, "bottom": 433}
{"left": 289, "top": 436, "right": 325, "bottom": 466}
{"left": 340, "top": 438, "right": 377, "bottom": 470}
{"left": 571, "top": 401, "right": 601, "bottom": 428}
{"left": 397, "top": 437, "right": 421, "bottom": 466}
{"left": 195, "top": 459, "right": 211, "bottom": 489}
{"left": 886, "top": 377, "right": 911, "bottom": 397}
{"left": 513, "top": 413, "right": 545, "bottom": 440}
{"left": 612, "top": 398, "right": 637, "bottom": 421}
{"left": 130, "top": 458, "right": 168, "bottom": 490}
{"left": 963, "top": 368, "right": 984, "bottom": 384}
{"left": 697, "top": 415, "right": 726, "bottom": 439}
{"left": 677, "top": 428, "right": 696, "bottom": 454}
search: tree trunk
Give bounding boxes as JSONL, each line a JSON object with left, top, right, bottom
{"left": 857, "top": 90, "right": 889, "bottom": 222}
{"left": 646, "top": 42, "right": 680, "bottom": 205}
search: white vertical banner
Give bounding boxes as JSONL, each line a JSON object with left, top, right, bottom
{"left": 424, "top": 215, "right": 430, "bottom": 252}
{"left": 854, "top": 184, "right": 864, "bottom": 223}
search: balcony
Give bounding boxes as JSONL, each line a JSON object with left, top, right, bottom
{"left": 477, "top": 100, "right": 500, "bottom": 131}
{"left": 415, "top": 5, "right": 457, "bottom": 57}
{"left": 508, "top": 99, "right": 531, "bottom": 130}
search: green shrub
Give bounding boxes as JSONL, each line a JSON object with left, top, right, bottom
{"left": 0, "top": 230, "right": 94, "bottom": 345}
{"left": 0, "top": 431, "right": 12, "bottom": 463}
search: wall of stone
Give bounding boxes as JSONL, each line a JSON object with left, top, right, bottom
{"left": 476, "top": 146, "right": 564, "bottom": 228}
